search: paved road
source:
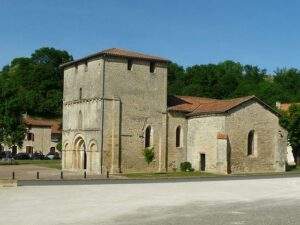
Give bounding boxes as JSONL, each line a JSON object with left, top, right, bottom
{"left": 0, "top": 177, "right": 299, "bottom": 225}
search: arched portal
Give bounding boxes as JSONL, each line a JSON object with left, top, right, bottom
{"left": 74, "top": 136, "right": 86, "bottom": 170}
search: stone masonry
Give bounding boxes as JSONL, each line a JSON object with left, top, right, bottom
{"left": 61, "top": 48, "right": 287, "bottom": 174}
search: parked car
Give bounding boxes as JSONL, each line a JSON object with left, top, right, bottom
{"left": 46, "top": 152, "right": 60, "bottom": 160}
{"left": 32, "top": 152, "right": 45, "bottom": 160}
{"left": 14, "top": 152, "right": 31, "bottom": 160}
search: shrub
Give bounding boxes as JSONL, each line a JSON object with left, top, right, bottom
{"left": 180, "top": 161, "right": 194, "bottom": 172}
{"left": 143, "top": 147, "right": 155, "bottom": 165}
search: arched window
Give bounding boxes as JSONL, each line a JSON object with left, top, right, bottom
{"left": 78, "top": 111, "right": 83, "bottom": 129}
{"left": 145, "top": 126, "right": 152, "bottom": 148}
{"left": 247, "top": 130, "right": 256, "bottom": 156}
{"left": 176, "top": 126, "right": 182, "bottom": 147}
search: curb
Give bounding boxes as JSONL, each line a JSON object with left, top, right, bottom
{"left": 16, "top": 173, "right": 300, "bottom": 186}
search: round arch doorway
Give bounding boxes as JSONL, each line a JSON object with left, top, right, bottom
{"left": 74, "top": 136, "right": 87, "bottom": 170}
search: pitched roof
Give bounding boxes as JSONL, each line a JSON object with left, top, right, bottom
{"left": 168, "top": 95, "right": 279, "bottom": 117}
{"left": 60, "top": 48, "right": 170, "bottom": 68}
{"left": 23, "top": 116, "right": 62, "bottom": 134}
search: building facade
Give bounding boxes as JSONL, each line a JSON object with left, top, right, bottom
{"left": 61, "top": 48, "right": 287, "bottom": 174}
{"left": 17, "top": 116, "right": 61, "bottom": 155}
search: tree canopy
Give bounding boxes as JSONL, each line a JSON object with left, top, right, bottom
{"left": 0, "top": 47, "right": 73, "bottom": 147}
{"left": 280, "top": 104, "right": 300, "bottom": 163}
{"left": 168, "top": 61, "right": 300, "bottom": 106}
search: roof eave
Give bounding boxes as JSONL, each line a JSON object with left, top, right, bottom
{"left": 60, "top": 52, "right": 171, "bottom": 69}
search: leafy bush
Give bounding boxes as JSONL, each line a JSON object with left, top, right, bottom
{"left": 143, "top": 147, "right": 155, "bottom": 165}
{"left": 180, "top": 161, "right": 194, "bottom": 172}
{"left": 56, "top": 141, "right": 62, "bottom": 152}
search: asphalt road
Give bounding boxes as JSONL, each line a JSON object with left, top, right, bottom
{"left": 1, "top": 177, "right": 299, "bottom": 225}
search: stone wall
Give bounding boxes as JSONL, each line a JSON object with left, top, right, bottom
{"left": 167, "top": 112, "right": 187, "bottom": 171}
{"left": 62, "top": 56, "right": 168, "bottom": 174}
{"left": 103, "top": 57, "right": 168, "bottom": 173}
{"left": 225, "top": 100, "right": 286, "bottom": 173}
{"left": 63, "top": 58, "right": 104, "bottom": 173}
{"left": 187, "top": 115, "right": 226, "bottom": 172}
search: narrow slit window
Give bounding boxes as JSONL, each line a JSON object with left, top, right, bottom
{"left": 176, "top": 126, "right": 181, "bottom": 147}
{"left": 84, "top": 61, "right": 88, "bottom": 72}
{"left": 247, "top": 130, "right": 256, "bottom": 156}
{"left": 150, "top": 62, "right": 155, "bottom": 73}
{"left": 79, "top": 88, "right": 82, "bottom": 100}
{"left": 127, "top": 59, "right": 133, "bottom": 71}
{"left": 78, "top": 111, "right": 83, "bottom": 130}
{"left": 145, "top": 126, "right": 152, "bottom": 148}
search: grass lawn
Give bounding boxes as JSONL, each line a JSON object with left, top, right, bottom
{"left": 15, "top": 160, "right": 61, "bottom": 170}
{"left": 287, "top": 166, "right": 300, "bottom": 173}
{"left": 124, "top": 171, "right": 218, "bottom": 179}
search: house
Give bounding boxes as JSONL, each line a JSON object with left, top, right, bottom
{"left": 15, "top": 116, "right": 62, "bottom": 155}
{"left": 60, "top": 48, "right": 287, "bottom": 174}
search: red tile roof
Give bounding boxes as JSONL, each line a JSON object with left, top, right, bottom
{"left": 60, "top": 48, "right": 170, "bottom": 68}
{"left": 168, "top": 95, "right": 279, "bottom": 117}
{"left": 23, "top": 116, "right": 62, "bottom": 134}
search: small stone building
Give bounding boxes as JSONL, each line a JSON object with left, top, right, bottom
{"left": 60, "top": 48, "right": 287, "bottom": 174}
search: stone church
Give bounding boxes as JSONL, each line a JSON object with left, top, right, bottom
{"left": 60, "top": 48, "right": 287, "bottom": 174}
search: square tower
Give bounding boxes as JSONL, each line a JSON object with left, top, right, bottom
{"left": 61, "top": 48, "right": 170, "bottom": 173}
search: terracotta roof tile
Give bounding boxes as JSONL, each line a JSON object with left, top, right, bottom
{"left": 23, "top": 116, "right": 62, "bottom": 134}
{"left": 168, "top": 95, "right": 254, "bottom": 115}
{"left": 60, "top": 48, "right": 170, "bottom": 68}
{"left": 168, "top": 95, "right": 278, "bottom": 117}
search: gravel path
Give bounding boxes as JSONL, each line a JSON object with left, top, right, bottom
{"left": 0, "top": 177, "right": 299, "bottom": 225}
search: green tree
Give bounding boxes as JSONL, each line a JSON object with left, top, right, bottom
{"left": 280, "top": 104, "right": 300, "bottom": 164}
{"left": 143, "top": 147, "right": 155, "bottom": 165}
{"left": 0, "top": 47, "right": 73, "bottom": 148}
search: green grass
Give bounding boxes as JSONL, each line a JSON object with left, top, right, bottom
{"left": 124, "top": 171, "right": 217, "bottom": 179}
{"left": 287, "top": 166, "right": 300, "bottom": 173}
{"left": 0, "top": 161, "right": 19, "bottom": 166}
{"left": 15, "top": 160, "right": 61, "bottom": 170}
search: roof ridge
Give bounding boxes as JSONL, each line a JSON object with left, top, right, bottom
{"left": 60, "top": 47, "right": 170, "bottom": 68}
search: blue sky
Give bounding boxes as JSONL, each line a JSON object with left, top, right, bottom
{"left": 1, "top": 0, "right": 300, "bottom": 73}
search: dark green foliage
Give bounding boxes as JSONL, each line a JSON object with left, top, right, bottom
{"left": 280, "top": 104, "right": 300, "bottom": 162}
{"left": 180, "top": 161, "right": 194, "bottom": 172}
{"left": 0, "top": 47, "right": 72, "bottom": 147}
{"left": 168, "top": 62, "right": 300, "bottom": 107}
{"left": 56, "top": 141, "right": 62, "bottom": 152}
{"left": 143, "top": 147, "right": 155, "bottom": 165}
